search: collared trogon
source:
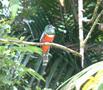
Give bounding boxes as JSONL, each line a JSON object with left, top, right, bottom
{"left": 40, "top": 24, "right": 55, "bottom": 74}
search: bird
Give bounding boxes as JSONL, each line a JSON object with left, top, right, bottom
{"left": 40, "top": 24, "right": 55, "bottom": 75}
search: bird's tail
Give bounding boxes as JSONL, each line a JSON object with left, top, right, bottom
{"left": 42, "top": 54, "right": 49, "bottom": 75}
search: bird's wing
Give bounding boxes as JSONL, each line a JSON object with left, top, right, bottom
{"left": 40, "top": 31, "right": 45, "bottom": 42}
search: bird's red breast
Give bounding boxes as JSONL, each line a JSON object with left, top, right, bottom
{"left": 40, "top": 34, "right": 55, "bottom": 54}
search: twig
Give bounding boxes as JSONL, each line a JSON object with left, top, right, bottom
{"left": 84, "top": 10, "right": 103, "bottom": 45}
{"left": 78, "top": 0, "right": 84, "bottom": 68}
{"left": 23, "top": 19, "right": 35, "bottom": 39}
{"left": 0, "top": 38, "right": 81, "bottom": 57}
{"left": 90, "top": 0, "right": 102, "bottom": 23}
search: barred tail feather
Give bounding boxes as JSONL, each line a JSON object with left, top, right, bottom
{"left": 42, "top": 54, "right": 49, "bottom": 75}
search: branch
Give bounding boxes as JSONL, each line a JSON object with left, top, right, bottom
{"left": 90, "top": 0, "right": 102, "bottom": 23}
{"left": 0, "top": 38, "right": 81, "bottom": 57}
{"left": 84, "top": 10, "right": 103, "bottom": 45}
{"left": 78, "top": 0, "right": 84, "bottom": 68}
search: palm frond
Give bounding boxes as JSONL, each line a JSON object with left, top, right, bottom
{"left": 57, "top": 61, "right": 103, "bottom": 90}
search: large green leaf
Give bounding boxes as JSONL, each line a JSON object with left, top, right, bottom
{"left": 57, "top": 61, "right": 103, "bottom": 90}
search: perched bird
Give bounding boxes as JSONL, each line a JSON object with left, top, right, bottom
{"left": 40, "top": 25, "right": 55, "bottom": 74}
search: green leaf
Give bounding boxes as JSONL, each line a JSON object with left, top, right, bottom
{"left": 87, "top": 2, "right": 95, "bottom": 8}
{"left": 13, "top": 86, "right": 18, "bottom": 90}
{"left": 13, "top": 45, "right": 42, "bottom": 55}
{"left": 26, "top": 68, "right": 45, "bottom": 82}
{"left": 36, "top": 86, "right": 41, "bottom": 90}
{"left": 25, "top": 46, "right": 42, "bottom": 55}
{"left": 97, "top": 83, "right": 103, "bottom": 90}
{"left": 10, "top": 0, "right": 20, "bottom": 19}
{"left": 0, "top": 46, "right": 5, "bottom": 52}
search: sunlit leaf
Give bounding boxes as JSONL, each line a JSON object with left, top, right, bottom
{"left": 26, "top": 68, "right": 45, "bottom": 82}
{"left": 10, "top": 0, "right": 20, "bottom": 19}
{"left": 13, "top": 45, "right": 42, "bottom": 55}
{"left": 0, "top": 46, "right": 5, "bottom": 52}
{"left": 87, "top": 2, "right": 95, "bottom": 7}
{"left": 97, "top": 83, "right": 103, "bottom": 90}
{"left": 25, "top": 46, "right": 42, "bottom": 55}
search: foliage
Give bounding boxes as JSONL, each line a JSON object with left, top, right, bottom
{"left": 0, "top": 0, "right": 44, "bottom": 89}
{"left": 0, "top": 0, "right": 103, "bottom": 90}
{"left": 57, "top": 61, "right": 103, "bottom": 90}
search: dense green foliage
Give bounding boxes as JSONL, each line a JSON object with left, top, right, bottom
{"left": 0, "top": 0, "right": 103, "bottom": 90}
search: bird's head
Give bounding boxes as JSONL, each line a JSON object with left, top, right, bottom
{"left": 44, "top": 25, "right": 55, "bottom": 35}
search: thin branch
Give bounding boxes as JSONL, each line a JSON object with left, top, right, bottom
{"left": 0, "top": 38, "right": 81, "bottom": 57}
{"left": 84, "top": 10, "right": 103, "bottom": 45}
{"left": 78, "top": 0, "right": 84, "bottom": 68}
{"left": 23, "top": 19, "right": 35, "bottom": 39}
{"left": 90, "top": 0, "right": 102, "bottom": 23}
